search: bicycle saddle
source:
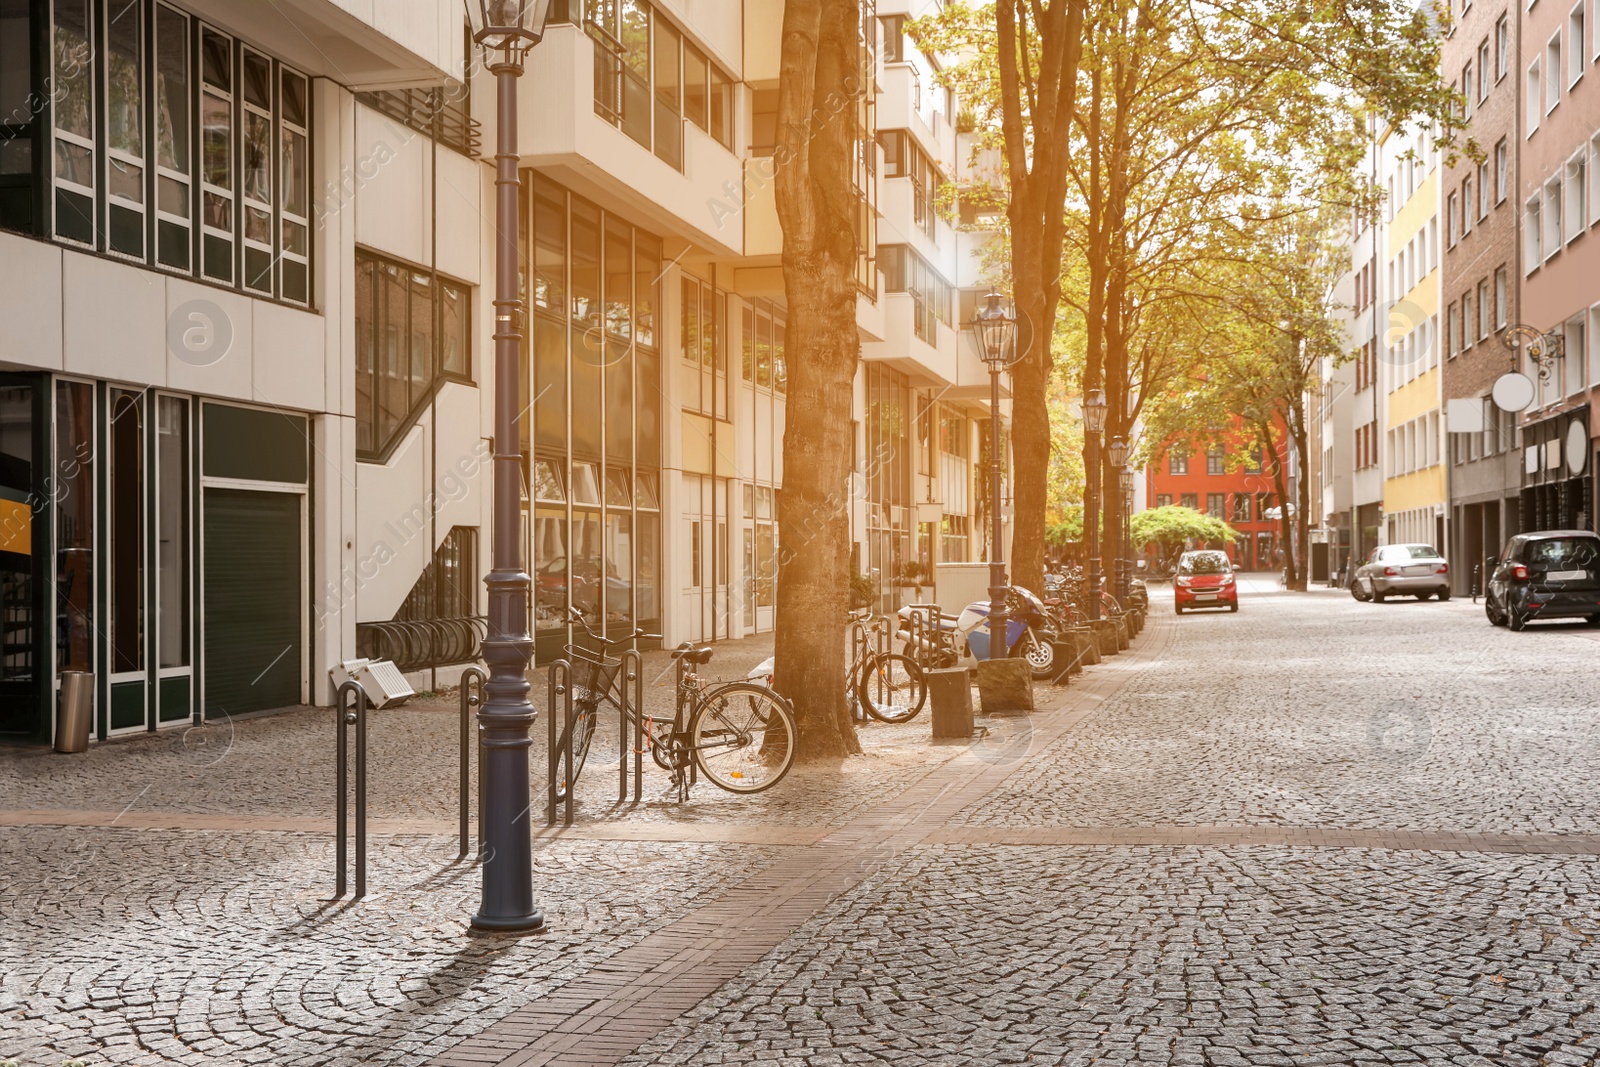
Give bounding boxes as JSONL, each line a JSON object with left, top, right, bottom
{"left": 672, "top": 644, "right": 714, "bottom": 665}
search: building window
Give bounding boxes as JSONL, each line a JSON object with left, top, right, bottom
{"left": 1206, "top": 445, "right": 1225, "bottom": 475}
{"left": 880, "top": 244, "right": 952, "bottom": 343}
{"left": 394, "top": 527, "right": 480, "bottom": 621}
{"left": 1179, "top": 492, "right": 1198, "bottom": 510}
{"left": 1545, "top": 34, "right": 1562, "bottom": 112}
{"left": 1528, "top": 58, "right": 1542, "bottom": 132}
{"left": 1477, "top": 38, "right": 1490, "bottom": 101}
{"left": 1495, "top": 138, "right": 1508, "bottom": 204}
{"left": 1568, "top": 3, "right": 1585, "bottom": 89}
{"left": 1231, "top": 493, "right": 1251, "bottom": 523}
{"left": 1477, "top": 160, "right": 1489, "bottom": 219}
{"left": 879, "top": 130, "right": 941, "bottom": 242}
{"left": 1526, "top": 195, "right": 1543, "bottom": 269}
{"left": 1565, "top": 150, "right": 1587, "bottom": 244}
{"left": 587, "top": 1, "right": 731, "bottom": 166}
{"left": 1446, "top": 191, "right": 1458, "bottom": 246}
{"left": 1461, "top": 289, "right": 1474, "bottom": 349}
{"left": 42, "top": 2, "right": 310, "bottom": 303}
{"left": 1206, "top": 493, "right": 1225, "bottom": 519}
{"left": 1168, "top": 451, "right": 1188, "bottom": 476}
{"left": 741, "top": 298, "right": 787, "bottom": 393}
{"left": 1494, "top": 266, "right": 1507, "bottom": 328}
{"left": 1461, "top": 177, "right": 1472, "bottom": 236}
{"left": 1544, "top": 176, "right": 1564, "bottom": 260}
{"left": 1477, "top": 279, "right": 1490, "bottom": 341}
{"left": 1155, "top": 494, "right": 1172, "bottom": 508}
{"left": 1496, "top": 15, "right": 1510, "bottom": 80}
{"left": 354, "top": 248, "right": 473, "bottom": 459}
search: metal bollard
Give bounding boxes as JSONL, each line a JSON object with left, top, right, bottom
{"left": 620, "top": 649, "right": 644, "bottom": 802}
{"left": 546, "top": 661, "right": 571, "bottom": 827}
{"left": 334, "top": 681, "right": 369, "bottom": 899}
{"left": 458, "top": 667, "right": 487, "bottom": 858}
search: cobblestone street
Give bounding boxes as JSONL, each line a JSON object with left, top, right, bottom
{"left": 5, "top": 584, "right": 1599, "bottom": 1066}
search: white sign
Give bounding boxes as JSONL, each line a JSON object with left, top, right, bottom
{"left": 1446, "top": 398, "right": 1486, "bottom": 433}
{"left": 1491, "top": 372, "right": 1536, "bottom": 413}
{"left": 1567, "top": 421, "right": 1588, "bottom": 476}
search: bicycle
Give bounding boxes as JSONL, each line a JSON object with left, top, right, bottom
{"left": 847, "top": 610, "right": 927, "bottom": 724}
{"left": 555, "top": 607, "right": 798, "bottom": 801}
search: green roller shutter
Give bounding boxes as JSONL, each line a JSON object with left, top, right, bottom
{"left": 203, "top": 489, "right": 302, "bottom": 717}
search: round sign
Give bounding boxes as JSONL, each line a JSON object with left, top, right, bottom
{"left": 1491, "top": 372, "right": 1536, "bottom": 413}
{"left": 1567, "top": 420, "right": 1588, "bottom": 476}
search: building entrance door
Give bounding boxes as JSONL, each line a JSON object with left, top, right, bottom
{"left": 0, "top": 376, "right": 46, "bottom": 741}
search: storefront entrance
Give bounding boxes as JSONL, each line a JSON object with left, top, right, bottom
{"left": 0, "top": 377, "right": 46, "bottom": 742}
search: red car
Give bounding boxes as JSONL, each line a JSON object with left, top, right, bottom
{"left": 1173, "top": 550, "right": 1239, "bottom": 614}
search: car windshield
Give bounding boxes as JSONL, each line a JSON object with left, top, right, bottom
{"left": 1179, "top": 552, "right": 1229, "bottom": 575}
{"left": 1527, "top": 538, "right": 1600, "bottom": 568}
{"left": 1402, "top": 545, "right": 1442, "bottom": 560}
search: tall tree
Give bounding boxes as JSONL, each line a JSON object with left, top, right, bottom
{"left": 771, "top": 0, "right": 866, "bottom": 759}
{"left": 915, "top": 1, "right": 1087, "bottom": 596}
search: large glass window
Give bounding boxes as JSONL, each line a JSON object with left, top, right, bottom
{"left": 109, "top": 390, "right": 143, "bottom": 676}
{"left": 156, "top": 395, "right": 190, "bottom": 669}
{"left": 526, "top": 172, "right": 662, "bottom": 649}
{"left": 353, "top": 248, "right": 473, "bottom": 460}
{"left": 880, "top": 245, "right": 952, "bottom": 343}
{"left": 54, "top": 382, "right": 94, "bottom": 675}
{"left": 43, "top": 3, "right": 310, "bottom": 301}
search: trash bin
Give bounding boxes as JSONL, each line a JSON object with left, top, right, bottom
{"left": 55, "top": 671, "right": 93, "bottom": 754}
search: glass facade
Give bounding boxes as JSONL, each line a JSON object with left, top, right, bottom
{"left": 524, "top": 172, "right": 662, "bottom": 657}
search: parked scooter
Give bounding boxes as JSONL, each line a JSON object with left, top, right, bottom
{"left": 898, "top": 587, "right": 1057, "bottom": 680}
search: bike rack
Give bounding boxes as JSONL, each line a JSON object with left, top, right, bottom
{"left": 619, "top": 648, "right": 644, "bottom": 803}
{"left": 457, "top": 666, "right": 486, "bottom": 859}
{"left": 334, "top": 680, "right": 368, "bottom": 900}
{"left": 546, "top": 659, "right": 573, "bottom": 828}
{"left": 848, "top": 617, "right": 871, "bottom": 721}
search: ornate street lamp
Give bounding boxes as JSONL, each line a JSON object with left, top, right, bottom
{"left": 1081, "top": 388, "right": 1107, "bottom": 620}
{"left": 1118, "top": 465, "right": 1135, "bottom": 602}
{"left": 972, "top": 292, "right": 1021, "bottom": 659}
{"left": 1106, "top": 436, "right": 1128, "bottom": 606}
{"left": 471, "top": 0, "right": 553, "bottom": 934}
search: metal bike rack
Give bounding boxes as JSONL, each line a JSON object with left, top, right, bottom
{"left": 334, "top": 680, "right": 368, "bottom": 899}
{"left": 847, "top": 616, "right": 871, "bottom": 722}
{"left": 458, "top": 666, "right": 487, "bottom": 859}
{"left": 546, "top": 659, "right": 573, "bottom": 827}
{"left": 619, "top": 648, "right": 644, "bottom": 803}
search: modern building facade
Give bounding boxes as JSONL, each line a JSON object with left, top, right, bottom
{"left": 0, "top": 0, "right": 1007, "bottom": 747}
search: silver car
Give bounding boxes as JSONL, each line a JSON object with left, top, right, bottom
{"left": 1351, "top": 543, "right": 1451, "bottom": 602}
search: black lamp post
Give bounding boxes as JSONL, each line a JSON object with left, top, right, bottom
{"left": 972, "top": 292, "right": 1020, "bottom": 658}
{"left": 1082, "top": 389, "right": 1107, "bottom": 621}
{"left": 472, "top": 0, "right": 552, "bottom": 934}
{"left": 1107, "top": 435, "right": 1128, "bottom": 605}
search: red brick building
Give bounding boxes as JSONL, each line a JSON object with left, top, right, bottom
{"left": 1143, "top": 422, "right": 1293, "bottom": 571}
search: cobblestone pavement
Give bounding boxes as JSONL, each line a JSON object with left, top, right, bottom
{"left": 960, "top": 583, "right": 1600, "bottom": 834}
{"left": 6, "top": 586, "right": 1600, "bottom": 1066}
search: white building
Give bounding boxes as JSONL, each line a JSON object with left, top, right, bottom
{"left": 0, "top": 0, "right": 1006, "bottom": 747}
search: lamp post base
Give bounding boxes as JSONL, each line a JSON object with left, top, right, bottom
{"left": 470, "top": 909, "right": 547, "bottom": 933}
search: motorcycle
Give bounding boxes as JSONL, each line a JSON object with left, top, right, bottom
{"left": 898, "top": 586, "right": 1057, "bottom": 680}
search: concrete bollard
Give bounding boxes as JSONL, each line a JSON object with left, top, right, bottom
{"left": 1092, "top": 619, "right": 1120, "bottom": 656}
{"left": 928, "top": 667, "right": 975, "bottom": 738}
{"left": 976, "top": 657, "right": 1035, "bottom": 714}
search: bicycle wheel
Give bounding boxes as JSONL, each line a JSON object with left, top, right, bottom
{"left": 689, "top": 682, "right": 797, "bottom": 793}
{"left": 856, "top": 653, "right": 927, "bottom": 724}
{"left": 553, "top": 705, "right": 597, "bottom": 801}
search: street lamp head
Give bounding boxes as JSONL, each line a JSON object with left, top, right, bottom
{"left": 1119, "top": 466, "right": 1134, "bottom": 494}
{"left": 1082, "top": 388, "right": 1108, "bottom": 434}
{"left": 475, "top": 0, "right": 554, "bottom": 65}
{"left": 972, "top": 290, "right": 1017, "bottom": 367}
{"left": 1107, "top": 435, "right": 1128, "bottom": 468}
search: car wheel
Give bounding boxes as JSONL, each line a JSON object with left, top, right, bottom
{"left": 1416, "top": 592, "right": 1432, "bottom": 601}
{"left": 1587, "top": 614, "right": 1600, "bottom": 626}
{"left": 1438, "top": 588, "right": 1451, "bottom": 602}
{"left": 1350, "top": 581, "right": 1368, "bottom": 602}
{"left": 1373, "top": 587, "right": 1386, "bottom": 603}
{"left": 1507, "top": 607, "right": 1527, "bottom": 632}
{"left": 1174, "top": 605, "right": 1184, "bottom": 615}
{"left": 1486, "top": 597, "right": 1507, "bottom": 627}
{"left": 1228, "top": 603, "right": 1239, "bottom": 613}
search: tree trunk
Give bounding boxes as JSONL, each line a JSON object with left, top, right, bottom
{"left": 771, "top": 0, "right": 863, "bottom": 760}
{"left": 1289, "top": 397, "right": 1311, "bottom": 592}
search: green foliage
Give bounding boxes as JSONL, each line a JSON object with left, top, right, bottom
{"left": 1131, "top": 506, "right": 1238, "bottom": 552}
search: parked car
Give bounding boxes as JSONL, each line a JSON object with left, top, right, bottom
{"left": 1173, "top": 550, "right": 1238, "bottom": 614}
{"left": 1484, "top": 530, "right": 1600, "bottom": 631}
{"left": 1350, "top": 544, "right": 1450, "bottom": 602}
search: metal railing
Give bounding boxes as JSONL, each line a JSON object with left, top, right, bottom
{"left": 355, "top": 86, "right": 480, "bottom": 157}
{"left": 356, "top": 616, "right": 487, "bottom": 673}
{"left": 458, "top": 666, "right": 486, "bottom": 859}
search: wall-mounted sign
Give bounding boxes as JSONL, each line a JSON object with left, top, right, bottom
{"left": 0, "top": 498, "right": 31, "bottom": 556}
{"left": 1491, "top": 372, "right": 1536, "bottom": 413}
{"left": 1567, "top": 420, "right": 1588, "bottom": 477}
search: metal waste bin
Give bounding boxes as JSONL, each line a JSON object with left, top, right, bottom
{"left": 55, "top": 671, "right": 93, "bottom": 754}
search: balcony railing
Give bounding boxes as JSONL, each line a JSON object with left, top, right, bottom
{"left": 356, "top": 86, "right": 481, "bottom": 158}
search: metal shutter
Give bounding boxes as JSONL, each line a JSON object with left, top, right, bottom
{"left": 203, "top": 489, "right": 302, "bottom": 717}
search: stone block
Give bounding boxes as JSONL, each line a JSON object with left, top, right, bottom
{"left": 976, "top": 657, "right": 1034, "bottom": 713}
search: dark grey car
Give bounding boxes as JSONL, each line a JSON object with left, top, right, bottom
{"left": 1484, "top": 531, "right": 1600, "bottom": 631}
{"left": 1350, "top": 543, "right": 1451, "bottom": 602}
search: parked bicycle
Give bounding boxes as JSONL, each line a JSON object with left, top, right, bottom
{"left": 556, "top": 607, "right": 797, "bottom": 801}
{"left": 747, "top": 610, "right": 927, "bottom": 724}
